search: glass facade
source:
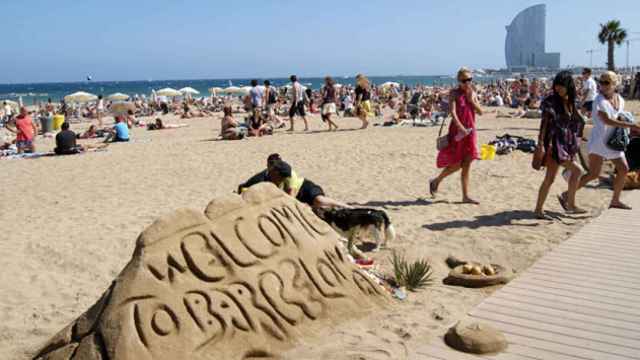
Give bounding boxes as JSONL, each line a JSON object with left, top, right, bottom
{"left": 505, "top": 4, "right": 560, "bottom": 70}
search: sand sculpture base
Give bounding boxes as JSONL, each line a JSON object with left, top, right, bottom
{"left": 34, "top": 183, "right": 388, "bottom": 360}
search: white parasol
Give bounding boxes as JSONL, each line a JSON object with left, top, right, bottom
{"left": 179, "top": 87, "right": 200, "bottom": 95}
{"left": 64, "top": 91, "right": 98, "bottom": 103}
{"left": 107, "top": 93, "right": 130, "bottom": 101}
{"left": 155, "top": 88, "right": 182, "bottom": 97}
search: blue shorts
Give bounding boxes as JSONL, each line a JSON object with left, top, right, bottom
{"left": 16, "top": 140, "right": 33, "bottom": 148}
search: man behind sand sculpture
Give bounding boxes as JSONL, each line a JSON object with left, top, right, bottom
{"left": 238, "top": 153, "right": 349, "bottom": 210}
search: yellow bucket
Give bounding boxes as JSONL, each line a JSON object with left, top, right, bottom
{"left": 480, "top": 144, "right": 496, "bottom": 160}
{"left": 53, "top": 114, "right": 65, "bottom": 130}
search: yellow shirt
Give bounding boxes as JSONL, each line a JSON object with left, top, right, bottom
{"left": 280, "top": 170, "right": 304, "bottom": 197}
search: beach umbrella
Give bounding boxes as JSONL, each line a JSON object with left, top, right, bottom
{"left": 381, "top": 81, "right": 400, "bottom": 88}
{"left": 179, "top": 87, "right": 200, "bottom": 95}
{"left": 240, "top": 86, "right": 252, "bottom": 94}
{"left": 1, "top": 99, "right": 19, "bottom": 108}
{"left": 208, "top": 87, "right": 223, "bottom": 94}
{"left": 110, "top": 102, "right": 136, "bottom": 115}
{"left": 156, "top": 88, "right": 182, "bottom": 97}
{"left": 504, "top": 78, "right": 516, "bottom": 82}
{"left": 64, "top": 91, "right": 98, "bottom": 103}
{"left": 107, "top": 92, "right": 130, "bottom": 101}
{"left": 222, "top": 86, "right": 244, "bottom": 94}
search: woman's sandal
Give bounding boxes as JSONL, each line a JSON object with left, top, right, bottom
{"left": 609, "top": 203, "right": 632, "bottom": 210}
{"left": 535, "top": 212, "right": 553, "bottom": 221}
{"left": 557, "top": 194, "right": 588, "bottom": 214}
{"left": 429, "top": 179, "right": 438, "bottom": 198}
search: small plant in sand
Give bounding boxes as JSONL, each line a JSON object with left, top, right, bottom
{"left": 390, "top": 251, "right": 434, "bottom": 291}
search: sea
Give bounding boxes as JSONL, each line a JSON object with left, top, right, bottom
{"left": 0, "top": 75, "right": 499, "bottom": 105}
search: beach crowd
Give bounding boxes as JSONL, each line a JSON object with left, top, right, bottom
{"left": 2, "top": 69, "right": 639, "bottom": 216}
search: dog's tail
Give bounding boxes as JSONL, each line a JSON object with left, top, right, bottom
{"left": 385, "top": 223, "right": 396, "bottom": 243}
{"left": 379, "top": 211, "right": 396, "bottom": 244}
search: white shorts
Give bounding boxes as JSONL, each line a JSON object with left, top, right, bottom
{"left": 321, "top": 103, "right": 336, "bottom": 115}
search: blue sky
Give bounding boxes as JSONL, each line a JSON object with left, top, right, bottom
{"left": 2, "top": 0, "right": 640, "bottom": 83}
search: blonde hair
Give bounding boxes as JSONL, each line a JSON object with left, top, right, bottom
{"left": 356, "top": 73, "right": 369, "bottom": 87}
{"left": 457, "top": 67, "right": 472, "bottom": 81}
{"left": 599, "top": 71, "right": 619, "bottom": 86}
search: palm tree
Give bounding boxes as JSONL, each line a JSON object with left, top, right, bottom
{"left": 598, "top": 20, "right": 627, "bottom": 71}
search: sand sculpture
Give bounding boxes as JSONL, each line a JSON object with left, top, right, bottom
{"left": 34, "top": 183, "right": 388, "bottom": 360}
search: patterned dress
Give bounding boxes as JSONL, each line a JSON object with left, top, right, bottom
{"left": 540, "top": 96, "right": 584, "bottom": 163}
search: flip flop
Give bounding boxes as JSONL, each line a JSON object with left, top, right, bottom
{"left": 609, "top": 203, "right": 632, "bottom": 210}
{"left": 429, "top": 179, "right": 438, "bottom": 198}
{"left": 557, "top": 194, "right": 569, "bottom": 212}
{"left": 535, "top": 212, "right": 553, "bottom": 221}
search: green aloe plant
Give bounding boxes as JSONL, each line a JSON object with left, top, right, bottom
{"left": 389, "top": 251, "right": 434, "bottom": 291}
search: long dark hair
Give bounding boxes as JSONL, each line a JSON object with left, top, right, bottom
{"left": 552, "top": 70, "right": 577, "bottom": 110}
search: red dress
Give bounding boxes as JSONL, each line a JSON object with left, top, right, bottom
{"left": 436, "top": 89, "right": 479, "bottom": 168}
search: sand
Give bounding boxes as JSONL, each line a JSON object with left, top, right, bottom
{"left": 1, "top": 102, "right": 638, "bottom": 359}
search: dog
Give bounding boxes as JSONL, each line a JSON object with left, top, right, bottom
{"left": 317, "top": 207, "right": 396, "bottom": 258}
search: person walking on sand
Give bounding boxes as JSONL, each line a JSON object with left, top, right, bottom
{"left": 288, "top": 75, "right": 309, "bottom": 132}
{"left": 429, "top": 67, "right": 483, "bottom": 204}
{"left": 321, "top": 76, "right": 339, "bottom": 131}
{"left": 96, "top": 95, "right": 105, "bottom": 127}
{"left": 355, "top": 74, "right": 372, "bottom": 129}
{"left": 564, "top": 71, "right": 640, "bottom": 210}
{"left": 6, "top": 107, "right": 38, "bottom": 153}
{"left": 533, "top": 71, "right": 586, "bottom": 220}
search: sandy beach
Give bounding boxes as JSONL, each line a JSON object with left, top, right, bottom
{"left": 1, "top": 102, "right": 638, "bottom": 359}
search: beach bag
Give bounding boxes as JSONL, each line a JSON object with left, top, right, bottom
{"left": 436, "top": 117, "right": 449, "bottom": 151}
{"left": 532, "top": 116, "right": 550, "bottom": 170}
{"left": 607, "top": 127, "right": 629, "bottom": 151}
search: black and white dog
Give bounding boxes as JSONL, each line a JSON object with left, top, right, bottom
{"left": 317, "top": 208, "right": 396, "bottom": 258}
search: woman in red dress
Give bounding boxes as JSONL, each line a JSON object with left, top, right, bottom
{"left": 430, "top": 67, "right": 483, "bottom": 204}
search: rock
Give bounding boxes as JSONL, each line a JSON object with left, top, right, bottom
{"left": 444, "top": 321, "right": 507, "bottom": 354}
{"left": 34, "top": 183, "right": 388, "bottom": 360}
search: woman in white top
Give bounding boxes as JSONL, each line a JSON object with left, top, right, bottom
{"left": 573, "top": 71, "right": 640, "bottom": 210}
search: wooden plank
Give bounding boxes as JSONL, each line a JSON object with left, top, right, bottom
{"left": 469, "top": 309, "right": 640, "bottom": 350}
{"left": 541, "top": 251, "right": 640, "bottom": 271}
{"left": 554, "top": 243, "right": 640, "bottom": 262}
{"left": 522, "top": 272, "right": 640, "bottom": 299}
{"left": 556, "top": 236, "right": 639, "bottom": 250}
{"left": 501, "top": 332, "right": 634, "bottom": 360}
{"left": 497, "top": 286, "right": 640, "bottom": 318}
{"left": 483, "top": 292, "right": 640, "bottom": 324}
{"left": 507, "top": 280, "right": 640, "bottom": 308}
{"left": 478, "top": 321, "right": 640, "bottom": 359}
{"left": 475, "top": 301, "right": 640, "bottom": 339}
{"left": 413, "top": 340, "right": 498, "bottom": 360}
{"left": 527, "top": 265, "right": 640, "bottom": 290}
{"left": 503, "top": 343, "right": 597, "bottom": 360}
{"left": 531, "top": 258, "right": 640, "bottom": 283}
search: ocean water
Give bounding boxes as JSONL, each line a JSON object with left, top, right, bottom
{"left": 0, "top": 75, "right": 498, "bottom": 105}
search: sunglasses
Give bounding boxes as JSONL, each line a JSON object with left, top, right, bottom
{"left": 599, "top": 80, "right": 611, "bottom": 86}
{"left": 460, "top": 78, "right": 473, "bottom": 83}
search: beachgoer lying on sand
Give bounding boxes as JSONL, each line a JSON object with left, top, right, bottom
{"left": 237, "top": 153, "right": 349, "bottom": 209}
{"left": 77, "top": 125, "right": 108, "bottom": 139}
{"left": 104, "top": 116, "right": 130, "bottom": 143}
{"left": 147, "top": 118, "right": 188, "bottom": 130}
{"left": 220, "top": 105, "right": 247, "bottom": 140}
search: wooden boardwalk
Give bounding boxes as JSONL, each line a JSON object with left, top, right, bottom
{"left": 414, "top": 191, "right": 640, "bottom": 360}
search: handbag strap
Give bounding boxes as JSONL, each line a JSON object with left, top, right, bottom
{"left": 438, "top": 113, "right": 448, "bottom": 137}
